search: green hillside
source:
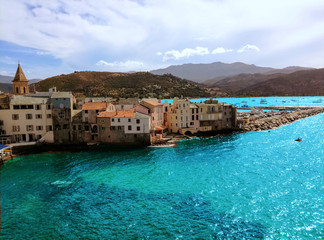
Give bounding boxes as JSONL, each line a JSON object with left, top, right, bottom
{"left": 35, "top": 71, "right": 210, "bottom": 98}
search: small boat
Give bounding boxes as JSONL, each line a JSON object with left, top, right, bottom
{"left": 260, "top": 99, "right": 267, "bottom": 104}
{"left": 295, "top": 138, "right": 302, "bottom": 142}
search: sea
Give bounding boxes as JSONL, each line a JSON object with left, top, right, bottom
{"left": 1, "top": 96, "right": 323, "bottom": 239}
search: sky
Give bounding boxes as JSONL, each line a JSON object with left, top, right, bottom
{"left": 1, "top": 0, "right": 324, "bottom": 79}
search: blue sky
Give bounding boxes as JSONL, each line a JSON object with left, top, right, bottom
{"left": 1, "top": 0, "right": 323, "bottom": 79}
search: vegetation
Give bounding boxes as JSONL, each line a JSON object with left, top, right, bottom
{"left": 35, "top": 71, "right": 210, "bottom": 98}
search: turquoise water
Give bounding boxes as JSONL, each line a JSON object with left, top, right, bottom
{"left": 1, "top": 115, "right": 324, "bottom": 239}
{"left": 163, "top": 96, "right": 324, "bottom": 108}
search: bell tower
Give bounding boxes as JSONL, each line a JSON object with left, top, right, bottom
{"left": 12, "top": 63, "right": 29, "bottom": 95}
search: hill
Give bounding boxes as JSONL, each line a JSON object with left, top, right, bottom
{"left": 237, "top": 69, "right": 324, "bottom": 96}
{"left": 35, "top": 71, "right": 210, "bottom": 98}
{"left": 151, "top": 62, "right": 276, "bottom": 83}
{"left": 203, "top": 73, "right": 285, "bottom": 93}
{"left": 0, "top": 83, "right": 12, "bottom": 93}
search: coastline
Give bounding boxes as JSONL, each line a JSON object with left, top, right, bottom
{"left": 2, "top": 107, "right": 323, "bottom": 160}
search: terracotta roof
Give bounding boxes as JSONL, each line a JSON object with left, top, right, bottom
{"left": 141, "top": 100, "right": 163, "bottom": 107}
{"left": 13, "top": 64, "right": 28, "bottom": 82}
{"left": 98, "top": 109, "right": 135, "bottom": 118}
{"left": 155, "top": 125, "right": 167, "bottom": 130}
{"left": 82, "top": 102, "right": 107, "bottom": 110}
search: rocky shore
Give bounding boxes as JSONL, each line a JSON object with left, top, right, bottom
{"left": 239, "top": 107, "right": 324, "bottom": 132}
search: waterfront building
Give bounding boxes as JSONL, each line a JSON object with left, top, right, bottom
{"left": 51, "top": 91, "right": 74, "bottom": 143}
{"left": 81, "top": 102, "right": 115, "bottom": 142}
{"left": 166, "top": 98, "right": 237, "bottom": 134}
{"left": 97, "top": 109, "right": 151, "bottom": 145}
{"left": 0, "top": 95, "right": 54, "bottom": 143}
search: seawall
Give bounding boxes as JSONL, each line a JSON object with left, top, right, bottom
{"left": 241, "top": 107, "right": 324, "bottom": 132}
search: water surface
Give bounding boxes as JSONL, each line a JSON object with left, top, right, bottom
{"left": 1, "top": 114, "right": 323, "bottom": 239}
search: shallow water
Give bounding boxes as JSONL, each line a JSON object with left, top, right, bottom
{"left": 1, "top": 114, "right": 323, "bottom": 239}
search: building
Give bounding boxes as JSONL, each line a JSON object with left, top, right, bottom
{"left": 97, "top": 109, "right": 151, "bottom": 145}
{"left": 0, "top": 95, "right": 54, "bottom": 143}
{"left": 166, "top": 98, "right": 237, "bottom": 135}
{"left": 12, "top": 64, "right": 29, "bottom": 95}
{"left": 51, "top": 92, "right": 74, "bottom": 143}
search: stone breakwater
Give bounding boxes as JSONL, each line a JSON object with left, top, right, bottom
{"left": 241, "top": 107, "right": 324, "bottom": 132}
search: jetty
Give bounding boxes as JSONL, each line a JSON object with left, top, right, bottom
{"left": 237, "top": 106, "right": 324, "bottom": 132}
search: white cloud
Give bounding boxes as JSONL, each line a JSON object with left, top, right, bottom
{"left": 162, "top": 47, "right": 209, "bottom": 61}
{"left": 212, "top": 47, "right": 233, "bottom": 54}
{"left": 238, "top": 44, "right": 261, "bottom": 53}
{"left": 96, "top": 60, "right": 144, "bottom": 69}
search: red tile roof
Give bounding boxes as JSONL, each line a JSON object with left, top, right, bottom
{"left": 98, "top": 109, "right": 135, "bottom": 118}
{"left": 82, "top": 102, "right": 108, "bottom": 110}
{"left": 141, "top": 100, "right": 163, "bottom": 107}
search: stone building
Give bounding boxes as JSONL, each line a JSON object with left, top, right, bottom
{"left": 0, "top": 95, "right": 54, "bottom": 143}
{"left": 97, "top": 109, "right": 151, "bottom": 145}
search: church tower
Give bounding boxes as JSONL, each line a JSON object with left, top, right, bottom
{"left": 12, "top": 63, "right": 29, "bottom": 95}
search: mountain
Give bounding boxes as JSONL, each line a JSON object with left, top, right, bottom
{"left": 0, "top": 74, "right": 42, "bottom": 84}
{"left": 0, "top": 75, "right": 13, "bottom": 83}
{"left": 151, "top": 62, "right": 276, "bottom": 83}
{"left": 237, "top": 69, "right": 324, "bottom": 96}
{"left": 0, "top": 83, "right": 12, "bottom": 93}
{"left": 203, "top": 73, "right": 285, "bottom": 93}
{"left": 35, "top": 71, "right": 210, "bottom": 98}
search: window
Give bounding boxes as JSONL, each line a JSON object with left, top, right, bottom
{"left": 12, "top": 126, "right": 20, "bottom": 132}
{"left": 47, "top": 114, "right": 52, "bottom": 118}
{"left": 134, "top": 134, "right": 137, "bottom": 138}
{"left": 84, "top": 125, "right": 90, "bottom": 131}
{"left": 63, "top": 124, "right": 68, "bottom": 129}
{"left": 128, "top": 118, "right": 131, "bottom": 122}
{"left": 12, "top": 114, "right": 19, "bottom": 120}
{"left": 192, "top": 115, "right": 194, "bottom": 120}
{"left": 101, "top": 127, "right": 105, "bottom": 131}
{"left": 196, "top": 109, "right": 198, "bottom": 113}
{"left": 27, "top": 125, "right": 33, "bottom": 131}
{"left": 36, "top": 105, "right": 41, "bottom": 110}
{"left": 85, "top": 110, "right": 88, "bottom": 113}
{"left": 136, "top": 119, "right": 140, "bottom": 124}
{"left": 26, "top": 114, "right": 32, "bottom": 119}
{"left": 13, "top": 105, "right": 19, "bottom": 109}
{"left": 96, "top": 110, "right": 99, "bottom": 113}
{"left": 118, "top": 126, "right": 121, "bottom": 130}
{"left": 46, "top": 125, "right": 53, "bottom": 131}
{"left": 153, "top": 117, "right": 154, "bottom": 120}
{"left": 110, "top": 126, "right": 115, "bottom": 130}
{"left": 118, "top": 118, "right": 120, "bottom": 122}
{"left": 112, "top": 118, "right": 115, "bottom": 122}
{"left": 47, "top": 104, "right": 51, "bottom": 110}
{"left": 137, "top": 126, "right": 140, "bottom": 131}
{"left": 73, "top": 125, "right": 76, "bottom": 130}
{"left": 190, "top": 122, "right": 194, "bottom": 126}
{"left": 78, "top": 125, "right": 82, "bottom": 130}
{"left": 36, "top": 126, "right": 43, "bottom": 131}
{"left": 192, "top": 109, "right": 194, "bottom": 114}
{"left": 128, "top": 126, "right": 132, "bottom": 131}
{"left": 183, "top": 104, "right": 185, "bottom": 107}
{"left": 36, "top": 114, "right": 42, "bottom": 119}
{"left": 100, "top": 119, "right": 105, "bottom": 123}
{"left": 196, "top": 115, "right": 198, "bottom": 120}
{"left": 59, "top": 112, "right": 65, "bottom": 118}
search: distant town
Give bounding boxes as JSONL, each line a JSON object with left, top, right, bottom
{"left": 0, "top": 64, "right": 237, "bottom": 147}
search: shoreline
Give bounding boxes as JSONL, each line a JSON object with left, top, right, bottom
{"left": 1, "top": 108, "right": 323, "bottom": 161}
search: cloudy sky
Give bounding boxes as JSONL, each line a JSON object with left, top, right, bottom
{"left": 1, "top": 0, "right": 323, "bottom": 79}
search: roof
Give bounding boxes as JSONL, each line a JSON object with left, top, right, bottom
{"left": 134, "top": 112, "right": 150, "bottom": 119}
{"left": 190, "top": 104, "right": 198, "bottom": 108}
{"left": 155, "top": 125, "right": 167, "bottom": 130}
{"left": 141, "top": 100, "right": 163, "bottom": 107}
{"left": 51, "top": 92, "right": 72, "bottom": 99}
{"left": 10, "top": 95, "right": 50, "bottom": 105}
{"left": 82, "top": 102, "right": 108, "bottom": 110}
{"left": 13, "top": 64, "right": 28, "bottom": 82}
{"left": 98, "top": 109, "right": 135, "bottom": 118}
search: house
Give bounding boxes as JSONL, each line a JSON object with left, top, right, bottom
{"left": 97, "top": 109, "right": 151, "bottom": 145}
